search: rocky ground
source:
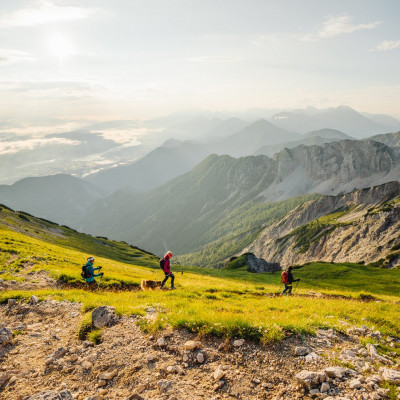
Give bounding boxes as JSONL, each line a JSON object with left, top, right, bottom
{"left": 0, "top": 279, "right": 400, "bottom": 400}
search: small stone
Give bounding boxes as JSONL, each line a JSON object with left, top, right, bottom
{"left": 320, "top": 382, "right": 330, "bottom": 392}
{"left": 182, "top": 354, "right": 189, "bottom": 362}
{"left": 7, "top": 299, "right": 16, "bottom": 307}
{"left": 305, "top": 352, "right": 320, "bottom": 362}
{"left": 166, "top": 366, "right": 176, "bottom": 373}
{"left": 98, "top": 371, "right": 116, "bottom": 380}
{"left": 295, "top": 346, "right": 310, "bottom": 356}
{"left": 197, "top": 352, "right": 205, "bottom": 363}
{"left": 157, "top": 379, "right": 173, "bottom": 393}
{"left": 29, "top": 295, "right": 39, "bottom": 305}
{"left": 183, "top": 340, "right": 201, "bottom": 350}
{"left": 213, "top": 366, "right": 225, "bottom": 381}
{"left": 233, "top": 339, "right": 245, "bottom": 347}
{"left": 98, "top": 389, "right": 108, "bottom": 396}
{"left": 349, "top": 378, "right": 362, "bottom": 389}
{"left": 69, "top": 355, "right": 79, "bottom": 362}
{"left": 0, "top": 326, "right": 13, "bottom": 348}
{"left": 81, "top": 361, "right": 93, "bottom": 370}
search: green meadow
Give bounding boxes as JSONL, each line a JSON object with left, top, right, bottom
{"left": 1, "top": 206, "right": 400, "bottom": 342}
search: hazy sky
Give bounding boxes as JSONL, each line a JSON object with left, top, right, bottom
{"left": 1, "top": 0, "right": 399, "bottom": 134}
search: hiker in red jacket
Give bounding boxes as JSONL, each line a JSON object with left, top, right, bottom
{"left": 161, "top": 251, "right": 176, "bottom": 289}
{"left": 281, "top": 266, "right": 300, "bottom": 295}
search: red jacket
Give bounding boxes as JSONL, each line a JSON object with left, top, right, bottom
{"left": 163, "top": 254, "right": 172, "bottom": 274}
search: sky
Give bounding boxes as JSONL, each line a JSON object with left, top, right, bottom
{"left": 0, "top": 0, "right": 399, "bottom": 137}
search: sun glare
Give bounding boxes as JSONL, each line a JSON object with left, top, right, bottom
{"left": 45, "top": 32, "right": 75, "bottom": 62}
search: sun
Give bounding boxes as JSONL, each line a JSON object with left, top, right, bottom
{"left": 45, "top": 32, "right": 76, "bottom": 62}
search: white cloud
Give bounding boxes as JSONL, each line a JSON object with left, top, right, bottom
{"left": 372, "top": 40, "right": 400, "bottom": 52}
{"left": 299, "top": 14, "right": 380, "bottom": 42}
{"left": 0, "top": 1, "right": 95, "bottom": 27}
{"left": 0, "top": 48, "right": 37, "bottom": 64}
{"left": 187, "top": 56, "right": 242, "bottom": 63}
{"left": 0, "top": 137, "right": 80, "bottom": 155}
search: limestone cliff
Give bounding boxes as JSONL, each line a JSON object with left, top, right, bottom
{"left": 244, "top": 181, "right": 400, "bottom": 267}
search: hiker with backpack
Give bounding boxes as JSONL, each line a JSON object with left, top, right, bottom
{"left": 160, "top": 251, "right": 176, "bottom": 290}
{"left": 81, "top": 256, "right": 103, "bottom": 285}
{"left": 281, "top": 266, "right": 300, "bottom": 296}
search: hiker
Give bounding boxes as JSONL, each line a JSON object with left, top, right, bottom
{"left": 160, "top": 251, "right": 176, "bottom": 289}
{"left": 281, "top": 266, "right": 300, "bottom": 295}
{"left": 83, "top": 256, "right": 103, "bottom": 285}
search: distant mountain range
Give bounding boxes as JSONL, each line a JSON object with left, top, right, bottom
{"left": 270, "top": 106, "right": 399, "bottom": 138}
{"left": 1, "top": 106, "right": 399, "bottom": 187}
{"left": 0, "top": 174, "right": 104, "bottom": 226}
{"left": 78, "top": 137, "right": 400, "bottom": 258}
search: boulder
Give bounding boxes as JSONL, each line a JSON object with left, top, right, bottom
{"left": 92, "top": 306, "right": 119, "bottom": 329}
{"left": 23, "top": 389, "right": 74, "bottom": 400}
{"left": 29, "top": 295, "right": 39, "bottom": 305}
{"left": 0, "top": 326, "right": 13, "bottom": 348}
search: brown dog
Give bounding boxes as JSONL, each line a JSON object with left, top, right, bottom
{"left": 141, "top": 279, "right": 162, "bottom": 290}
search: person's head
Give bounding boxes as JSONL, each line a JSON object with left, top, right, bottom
{"left": 87, "top": 256, "right": 94, "bottom": 263}
{"left": 288, "top": 266, "right": 292, "bottom": 271}
{"left": 165, "top": 251, "right": 173, "bottom": 259}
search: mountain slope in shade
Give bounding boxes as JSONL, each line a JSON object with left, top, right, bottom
{"left": 243, "top": 181, "right": 400, "bottom": 268}
{"left": 270, "top": 106, "right": 398, "bottom": 138}
{"left": 0, "top": 174, "right": 104, "bottom": 226}
{"left": 366, "top": 131, "right": 400, "bottom": 148}
{"left": 86, "top": 140, "right": 213, "bottom": 193}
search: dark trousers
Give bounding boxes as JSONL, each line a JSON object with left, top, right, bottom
{"left": 161, "top": 273, "right": 175, "bottom": 288}
{"left": 282, "top": 284, "right": 292, "bottom": 295}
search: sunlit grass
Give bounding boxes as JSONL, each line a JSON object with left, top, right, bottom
{"left": 2, "top": 216, "right": 400, "bottom": 342}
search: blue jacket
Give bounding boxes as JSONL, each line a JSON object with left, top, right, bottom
{"left": 84, "top": 261, "right": 102, "bottom": 282}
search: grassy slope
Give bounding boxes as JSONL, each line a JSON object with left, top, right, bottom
{"left": 1, "top": 206, "right": 400, "bottom": 342}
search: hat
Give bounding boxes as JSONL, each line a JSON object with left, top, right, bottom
{"left": 87, "top": 256, "right": 94, "bottom": 262}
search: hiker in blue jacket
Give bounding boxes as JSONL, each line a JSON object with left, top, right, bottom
{"left": 84, "top": 256, "right": 103, "bottom": 284}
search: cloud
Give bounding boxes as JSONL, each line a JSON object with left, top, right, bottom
{"left": 299, "top": 14, "right": 380, "bottom": 42}
{"left": 372, "top": 40, "right": 400, "bottom": 52}
{"left": 0, "top": 48, "right": 37, "bottom": 64}
{"left": 0, "top": 137, "right": 80, "bottom": 155}
{"left": 0, "top": 1, "right": 95, "bottom": 27}
{"left": 187, "top": 56, "right": 242, "bottom": 63}
{"left": 0, "top": 79, "right": 105, "bottom": 99}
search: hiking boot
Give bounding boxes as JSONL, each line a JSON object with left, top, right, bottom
{"left": 171, "top": 286, "right": 177, "bottom": 290}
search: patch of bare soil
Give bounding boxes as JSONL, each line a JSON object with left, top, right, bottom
{"left": 1, "top": 299, "right": 399, "bottom": 400}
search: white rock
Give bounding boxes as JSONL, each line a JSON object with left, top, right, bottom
{"left": 349, "top": 378, "right": 362, "bottom": 389}
{"left": 0, "top": 327, "right": 13, "bottom": 348}
{"left": 379, "top": 367, "right": 400, "bottom": 384}
{"left": 29, "top": 295, "right": 39, "bottom": 305}
{"left": 157, "top": 337, "right": 166, "bottom": 347}
{"left": 295, "top": 370, "right": 327, "bottom": 390}
{"left": 213, "top": 367, "right": 225, "bottom": 381}
{"left": 197, "top": 352, "right": 205, "bottom": 363}
{"left": 233, "top": 339, "right": 245, "bottom": 347}
{"left": 305, "top": 352, "right": 320, "bottom": 362}
{"left": 98, "top": 371, "right": 116, "bottom": 380}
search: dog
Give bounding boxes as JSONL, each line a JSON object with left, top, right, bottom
{"left": 141, "top": 279, "right": 162, "bottom": 290}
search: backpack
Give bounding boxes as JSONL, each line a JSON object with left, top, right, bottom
{"left": 81, "top": 265, "right": 90, "bottom": 279}
{"left": 281, "top": 271, "right": 289, "bottom": 284}
{"left": 159, "top": 258, "right": 165, "bottom": 270}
